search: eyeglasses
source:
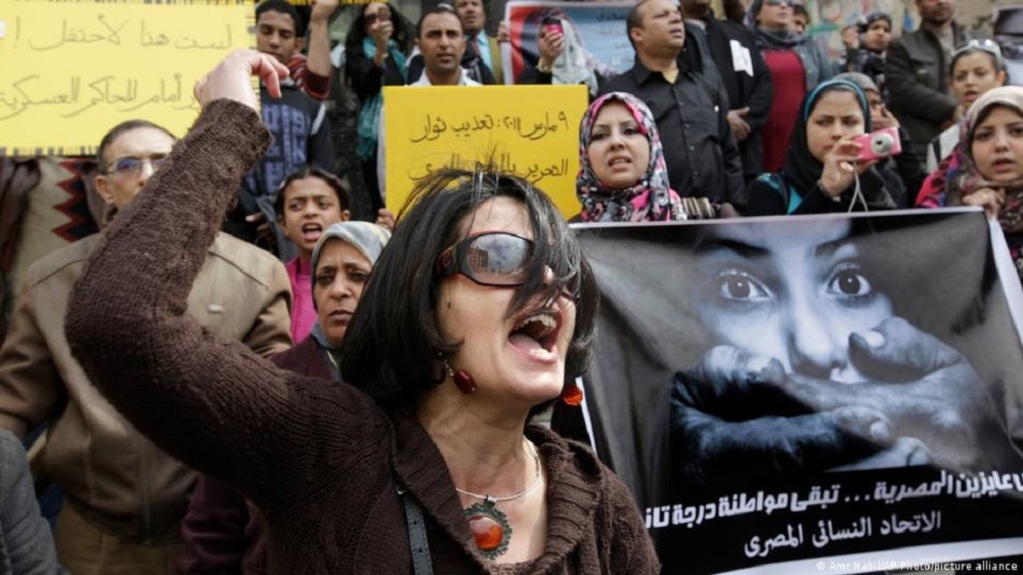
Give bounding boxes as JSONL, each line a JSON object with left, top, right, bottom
{"left": 104, "top": 156, "right": 167, "bottom": 177}
{"left": 436, "top": 231, "right": 534, "bottom": 287}
{"left": 952, "top": 39, "right": 1005, "bottom": 71}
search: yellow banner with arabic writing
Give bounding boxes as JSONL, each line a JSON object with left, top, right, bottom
{"left": 382, "top": 85, "right": 587, "bottom": 220}
{"left": 0, "top": 0, "right": 253, "bottom": 156}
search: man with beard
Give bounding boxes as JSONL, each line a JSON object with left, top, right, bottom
{"left": 887, "top": 0, "right": 980, "bottom": 162}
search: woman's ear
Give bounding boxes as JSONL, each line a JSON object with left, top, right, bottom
{"left": 997, "top": 70, "right": 1008, "bottom": 87}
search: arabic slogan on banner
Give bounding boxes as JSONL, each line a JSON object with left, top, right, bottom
{"left": 572, "top": 210, "right": 1023, "bottom": 573}
{"left": 0, "top": 0, "right": 253, "bottom": 156}
{"left": 382, "top": 84, "right": 586, "bottom": 219}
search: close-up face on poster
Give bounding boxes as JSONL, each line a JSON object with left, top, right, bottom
{"left": 573, "top": 210, "right": 1023, "bottom": 573}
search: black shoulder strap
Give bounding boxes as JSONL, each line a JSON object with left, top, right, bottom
{"left": 397, "top": 483, "right": 434, "bottom": 575}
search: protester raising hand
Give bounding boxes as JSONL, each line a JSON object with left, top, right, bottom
{"left": 537, "top": 27, "right": 565, "bottom": 70}
{"left": 66, "top": 49, "right": 658, "bottom": 573}
{"left": 194, "top": 49, "right": 289, "bottom": 109}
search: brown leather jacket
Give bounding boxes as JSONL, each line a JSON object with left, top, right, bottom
{"left": 0, "top": 231, "right": 291, "bottom": 543}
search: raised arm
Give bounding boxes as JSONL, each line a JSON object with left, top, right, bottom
{"left": 303, "top": 0, "right": 338, "bottom": 100}
{"left": 64, "top": 51, "right": 385, "bottom": 511}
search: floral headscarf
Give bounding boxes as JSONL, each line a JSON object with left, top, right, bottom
{"left": 947, "top": 86, "right": 1023, "bottom": 234}
{"left": 576, "top": 92, "right": 685, "bottom": 222}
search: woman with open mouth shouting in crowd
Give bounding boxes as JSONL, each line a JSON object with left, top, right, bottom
{"left": 65, "top": 50, "right": 658, "bottom": 574}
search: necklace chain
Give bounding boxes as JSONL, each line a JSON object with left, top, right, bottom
{"left": 455, "top": 440, "right": 542, "bottom": 503}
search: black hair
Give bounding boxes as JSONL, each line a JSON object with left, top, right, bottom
{"left": 416, "top": 4, "right": 463, "bottom": 38}
{"left": 96, "top": 120, "right": 175, "bottom": 172}
{"left": 951, "top": 44, "right": 1006, "bottom": 75}
{"left": 272, "top": 166, "right": 350, "bottom": 218}
{"left": 344, "top": 2, "right": 415, "bottom": 64}
{"left": 256, "top": 0, "right": 305, "bottom": 37}
{"left": 722, "top": 0, "right": 746, "bottom": 24}
{"left": 340, "top": 166, "right": 599, "bottom": 413}
{"left": 858, "top": 11, "right": 891, "bottom": 34}
{"left": 792, "top": 3, "right": 810, "bottom": 21}
{"left": 625, "top": 0, "right": 651, "bottom": 50}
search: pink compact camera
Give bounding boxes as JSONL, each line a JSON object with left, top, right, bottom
{"left": 853, "top": 127, "right": 902, "bottom": 162}
{"left": 541, "top": 15, "right": 563, "bottom": 37}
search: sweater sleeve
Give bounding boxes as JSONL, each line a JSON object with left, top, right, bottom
{"left": 64, "top": 100, "right": 387, "bottom": 512}
{"left": 605, "top": 473, "right": 660, "bottom": 574}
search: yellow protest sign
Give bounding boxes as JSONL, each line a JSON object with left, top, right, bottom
{"left": 0, "top": 0, "right": 253, "bottom": 156}
{"left": 383, "top": 85, "right": 587, "bottom": 220}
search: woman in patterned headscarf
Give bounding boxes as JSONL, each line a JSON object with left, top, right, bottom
{"left": 925, "top": 86, "right": 1023, "bottom": 279}
{"left": 575, "top": 92, "right": 715, "bottom": 222}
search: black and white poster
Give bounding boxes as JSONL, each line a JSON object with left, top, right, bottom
{"left": 573, "top": 210, "right": 1023, "bottom": 573}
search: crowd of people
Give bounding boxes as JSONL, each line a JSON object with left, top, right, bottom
{"left": 0, "top": 0, "right": 1021, "bottom": 571}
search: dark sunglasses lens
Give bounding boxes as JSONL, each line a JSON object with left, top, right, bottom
{"left": 365, "top": 14, "right": 379, "bottom": 24}
{"left": 467, "top": 234, "right": 531, "bottom": 285}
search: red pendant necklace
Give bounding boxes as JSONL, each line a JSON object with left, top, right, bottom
{"left": 456, "top": 440, "right": 542, "bottom": 559}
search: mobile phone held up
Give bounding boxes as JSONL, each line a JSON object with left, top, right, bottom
{"left": 853, "top": 127, "right": 902, "bottom": 162}
{"left": 542, "top": 15, "right": 563, "bottom": 37}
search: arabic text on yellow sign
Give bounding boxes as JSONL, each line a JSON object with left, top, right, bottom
{"left": 0, "top": 0, "right": 253, "bottom": 156}
{"left": 383, "top": 84, "right": 587, "bottom": 220}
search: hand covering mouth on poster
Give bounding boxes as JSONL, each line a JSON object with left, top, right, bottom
{"left": 571, "top": 211, "right": 1023, "bottom": 573}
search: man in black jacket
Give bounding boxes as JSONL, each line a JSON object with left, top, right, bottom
{"left": 887, "top": 0, "right": 977, "bottom": 162}
{"left": 682, "top": 0, "right": 773, "bottom": 186}
{"left": 600, "top": 0, "right": 745, "bottom": 209}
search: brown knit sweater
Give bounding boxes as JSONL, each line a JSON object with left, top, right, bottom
{"left": 65, "top": 100, "right": 658, "bottom": 574}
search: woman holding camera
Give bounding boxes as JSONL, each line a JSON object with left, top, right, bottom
{"left": 746, "top": 79, "right": 904, "bottom": 216}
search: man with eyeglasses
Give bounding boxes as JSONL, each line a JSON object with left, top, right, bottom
{"left": 0, "top": 119, "right": 292, "bottom": 573}
{"left": 887, "top": 0, "right": 983, "bottom": 163}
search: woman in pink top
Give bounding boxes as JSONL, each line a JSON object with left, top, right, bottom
{"left": 748, "top": 0, "right": 833, "bottom": 171}
{"left": 274, "top": 167, "right": 350, "bottom": 342}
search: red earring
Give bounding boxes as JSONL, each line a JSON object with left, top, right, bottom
{"left": 561, "top": 379, "right": 583, "bottom": 406}
{"left": 446, "top": 360, "right": 477, "bottom": 394}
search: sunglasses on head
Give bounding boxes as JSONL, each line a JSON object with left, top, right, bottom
{"left": 952, "top": 39, "right": 1005, "bottom": 70}
{"left": 763, "top": 0, "right": 795, "bottom": 7}
{"left": 436, "top": 231, "right": 533, "bottom": 287}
